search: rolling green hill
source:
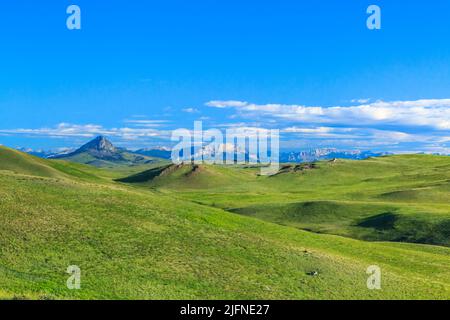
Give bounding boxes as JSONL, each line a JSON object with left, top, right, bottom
{"left": 56, "top": 150, "right": 156, "bottom": 168}
{"left": 0, "top": 148, "right": 449, "bottom": 299}
{"left": 116, "top": 163, "right": 256, "bottom": 189}
{"left": 119, "top": 155, "right": 450, "bottom": 247}
{"left": 0, "top": 146, "right": 64, "bottom": 178}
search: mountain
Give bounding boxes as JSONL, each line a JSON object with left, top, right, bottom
{"left": 76, "top": 135, "right": 117, "bottom": 154}
{"left": 18, "top": 141, "right": 394, "bottom": 165}
{"left": 51, "top": 136, "right": 157, "bottom": 167}
{"left": 134, "top": 147, "right": 172, "bottom": 159}
{"left": 279, "top": 149, "right": 391, "bottom": 163}
{"left": 169, "top": 145, "right": 391, "bottom": 164}
{"left": 18, "top": 147, "right": 77, "bottom": 159}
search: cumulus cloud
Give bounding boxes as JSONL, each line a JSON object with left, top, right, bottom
{"left": 278, "top": 124, "right": 449, "bottom": 152}
{"left": 205, "top": 98, "right": 450, "bottom": 152}
{"left": 205, "top": 100, "right": 249, "bottom": 108}
{"left": 3, "top": 98, "right": 450, "bottom": 153}
{"left": 283, "top": 126, "right": 347, "bottom": 134}
{"left": 206, "top": 99, "right": 450, "bottom": 130}
{"left": 281, "top": 126, "right": 420, "bottom": 143}
{"left": 0, "top": 123, "right": 172, "bottom": 141}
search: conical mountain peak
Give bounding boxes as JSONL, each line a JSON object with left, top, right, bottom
{"left": 77, "top": 136, "right": 116, "bottom": 153}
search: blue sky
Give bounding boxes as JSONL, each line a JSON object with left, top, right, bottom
{"left": 0, "top": 0, "right": 449, "bottom": 153}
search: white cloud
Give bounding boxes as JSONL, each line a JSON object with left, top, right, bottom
{"left": 3, "top": 98, "right": 450, "bottom": 153}
{"left": 182, "top": 108, "right": 200, "bottom": 113}
{"left": 206, "top": 100, "right": 248, "bottom": 108}
{"left": 283, "top": 126, "right": 340, "bottom": 134}
{"left": 124, "top": 119, "right": 169, "bottom": 127}
{"left": 277, "top": 123, "right": 448, "bottom": 152}
{"left": 281, "top": 126, "right": 420, "bottom": 143}
{"left": 351, "top": 98, "right": 371, "bottom": 104}
{"left": 206, "top": 99, "right": 450, "bottom": 130}
{"left": 0, "top": 123, "right": 172, "bottom": 141}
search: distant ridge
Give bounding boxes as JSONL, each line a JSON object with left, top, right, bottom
{"left": 279, "top": 149, "right": 392, "bottom": 163}
{"left": 50, "top": 136, "right": 159, "bottom": 167}
{"left": 134, "top": 147, "right": 172, "bottom": 159}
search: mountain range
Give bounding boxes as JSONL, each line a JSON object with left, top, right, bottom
{"left": 15, "top": 136, "right": 429, "bottom": 166}
{"left": 133, "top": 147, "right": 172, "bottom": 159}
{"left": 279, "top": 149, "right": 392, "bottom": 162}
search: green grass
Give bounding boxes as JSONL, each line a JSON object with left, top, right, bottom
{"left": 57, "top": 150, "right": 162, "bottom": 169}
{"left": 131, "top": 156, "right": 449, "bottom": 247}
{"left": 231, "top": 201, "right": 450, "bottom": 246}
{"left": 0, "top": 147, "right": 449, "bottom": 299}
{"left": 0, "top": 147, "right": 64, "bottom": 178}
{"left": 117, "top": 163, "right": 254, "bottom": 189}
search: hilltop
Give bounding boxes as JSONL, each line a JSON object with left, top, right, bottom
{"left": 0, "top": 146, "right": 63, "bottom": 178}
{"left": 116, "top": 162, "right": 255, "bottom": 189}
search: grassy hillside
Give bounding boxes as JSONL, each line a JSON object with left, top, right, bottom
{"left": 120, "top": 155, "right": 450, "bottom": 246}
{"left": 116, "top": 163, "right": 256, "bottom": 189}
{"left": 0, "top": 148, "right": 449, "bottom": 299}
{"left": 0, "top": 146, "right": 64, "bottom": 178}
{"left": 56, "top": 150, "right": 159, "bottom": 168}
{"left": 231, "top": 200, "right": 450, "bottom": 246}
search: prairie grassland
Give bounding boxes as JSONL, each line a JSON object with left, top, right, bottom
{"left": 0, "top": 147, "right": 449, "bottom": 299}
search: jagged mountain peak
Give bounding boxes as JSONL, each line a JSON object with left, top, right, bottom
{"left": 77, "top": 136, "right": 116, "bottom": 153}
